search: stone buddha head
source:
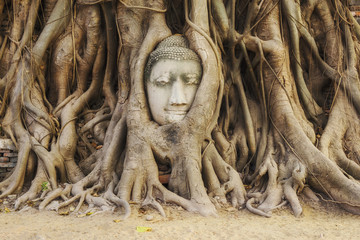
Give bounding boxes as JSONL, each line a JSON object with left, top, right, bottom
{"left": 144, "top": 35, "right": 202, "bottom": 125}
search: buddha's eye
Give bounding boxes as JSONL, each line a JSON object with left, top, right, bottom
{"left": 184, "top": 74, "right": 200, "bottom": 85}
{"left": 154, "top": 76, "right": 170, "bottom": 86}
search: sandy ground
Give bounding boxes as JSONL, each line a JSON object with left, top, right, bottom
{"left": 0, "top": 197, "right": 359, "bottom": 240}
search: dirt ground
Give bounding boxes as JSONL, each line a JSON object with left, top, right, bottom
{"left": 0, "top": 196, "right": 359, "bottom": 240}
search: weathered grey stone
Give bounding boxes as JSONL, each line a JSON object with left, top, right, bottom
{"left": 0, "top": 162, "right": 16, "bottom": 168}
{"left": 0, "top": 139, "right": 16, "bottom": 151}
{"left": 3, "top": 152, "right": 18, "bottom": 157}
{"left": 0, "top": 157, "right": 9, "bottom": 162}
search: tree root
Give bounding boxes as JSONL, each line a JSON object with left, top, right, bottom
{"left": 0, "top": 135, "right": 31, "bottom": 198}
{"left": 39, "top": 164, "right": 131, "bottom": 218}
{"left": 117, "top": 136, "right": 218, "bottom": 217}
{"left": 245, "top": 144, "right": 306, "bottom": 218}
{"left": 246, "top": 197, "right": 271, "bottom": 218}
{"left": 140, "top": 178, "right": 218, "bottom": 217}
{"left": 14, "top": 161, "right": 49, "bottom": 210}
{"left": 39, "top": 184, "right": 72, "bottom": 210}
{"left": 202, "top": 142, "right": 246, "bottom": 208}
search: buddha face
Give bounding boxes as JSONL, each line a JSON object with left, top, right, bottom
{"left": 146, "top": 59, "right": 202, "bottom": 125}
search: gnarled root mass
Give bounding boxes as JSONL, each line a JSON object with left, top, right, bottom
{"left": 0, "top": 0, "right": 360, "bottom": 219}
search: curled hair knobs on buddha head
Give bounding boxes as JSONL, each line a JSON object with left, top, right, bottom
{"left": 144, "top": 35, "right": 201, "bottom": 80}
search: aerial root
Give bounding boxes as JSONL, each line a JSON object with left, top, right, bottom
{"left": 245, "top": 153, "right": 284, "bottom": 217}
{"left": 246, "top": 192, "right": 288, "bottom": 218}
{"left": 302, "top": 186, "right": 319, "bottom": 201}
{"left": 282, "top": 163, "right": 306, "bottom": 217}
{"left": 50, "top": 178, "right": 131, "bottom": 219}
{"left": 156, "top": 180, "right": 218, "bottom": 217}
{"left": 103, "top": 190, "right": 131, "bottom": 219}
{"left": 0, "top": 140, "right": 31, "bottom": 198}
{"left": 202, "top": 142, "right": 246, "bottom": 208}
{"left": 127, "top": 174, "right": 217, "bottom": 217}
{"left": 55, "top": 194, "right": 81, "bottom": 212}
{"left": 222, "top": 165, "right": 246, "bottom": 208}
{"left": 142, "top": 195, "right": 166, "bottom": 217}
{"left": 104, "top": 175, "right": 131, "bottom": 219}
{"left": 125, "top": 179, "right": 168, "bottom": 217}
{"left": 246, "top": 197, "right": 272, "bottom": 217}
{"left": 80, "top": 108, "right": 112, "bottom": 135}
{"left": 245, "top": 152, "right": 307, "bottom": 217}
{"left": 202, "top": 146, "right": 227, "bottom": 206}
{"left": 283, "top": 179, "right": 302, "bottom": 217}
{"left": 208, "top": 188, "right": 227, "bottom": 208}
{"left": 14, "top": 161, "right": 50, "bottom": 210}
{"left": 39, "top": 184, "right": 72, "bottom": 210}
{"left": 55, "top": 189, "right": 96, "bottom": 213}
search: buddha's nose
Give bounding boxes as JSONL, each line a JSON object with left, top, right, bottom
{"left": 169, "top": 79, "right": 187, "bottom": 106}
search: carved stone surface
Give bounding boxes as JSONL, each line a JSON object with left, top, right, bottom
{"left": 0, "top": 138, "right": 16, "bottom": 151}
{"left": 145, "top": 35, "right": 202, "bottom": 125}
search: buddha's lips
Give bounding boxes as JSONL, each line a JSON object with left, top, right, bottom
{"left": 165, "top": 110, "right": 187, "bottom": 115}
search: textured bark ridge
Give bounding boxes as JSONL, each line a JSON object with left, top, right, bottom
{"left": 0, "top": 0, "right": 360, "bottom": 218}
